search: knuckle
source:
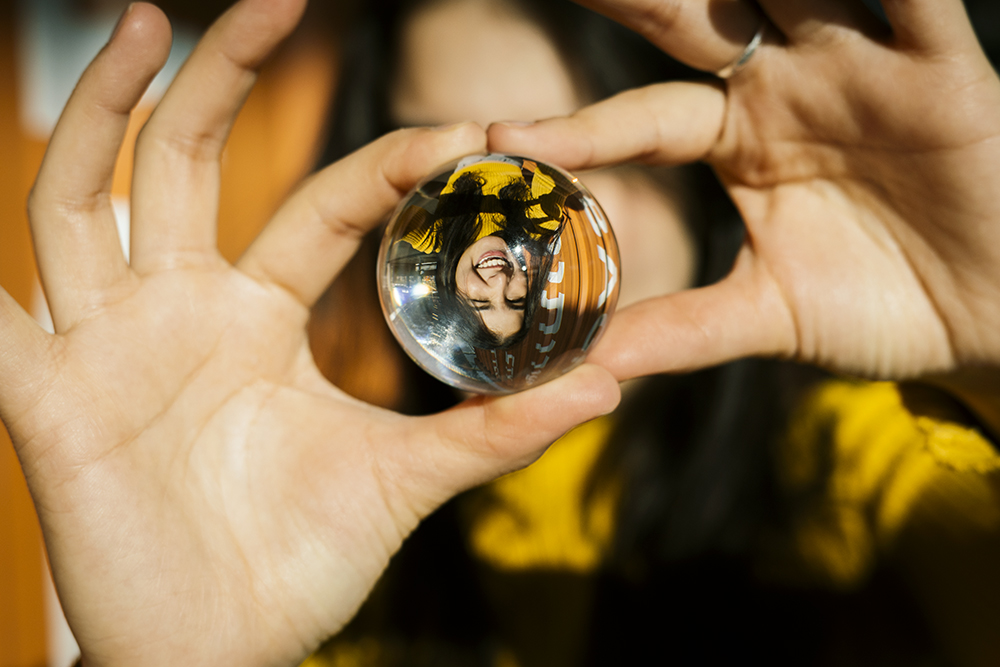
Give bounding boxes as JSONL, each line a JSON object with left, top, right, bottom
{"left": 636, "top": 0, "right": 685, "bottom": 43}
{"left": 27, "top": 183, "right": 106, "bottom": 221}
{"left": 136, "top": 121, "right": 225, "bottom": 164}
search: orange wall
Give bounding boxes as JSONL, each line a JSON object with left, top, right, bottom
{"left": 0, "top": 3, "right": 48, "bottom": 664}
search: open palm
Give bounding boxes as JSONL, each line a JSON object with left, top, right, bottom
{"left": 0, "top": 2, "right": 619, "bottom": 665}
{"left": 488, "top": 0, "right": 1000, "bottom": 403}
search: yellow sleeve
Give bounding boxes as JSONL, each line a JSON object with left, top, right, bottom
{"left": 462, "top": 415, "right": 617, "bottom": 573}
{"left": 774, "top": 380, "right": 1000, "bottom": 666}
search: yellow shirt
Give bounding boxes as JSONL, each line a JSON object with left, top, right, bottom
{"left": 307, "top": 380, "right": 1000, "bottom": 666}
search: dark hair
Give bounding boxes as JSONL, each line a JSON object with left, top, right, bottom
{"left": 431, "top": 171, "right": 562, "bottom": 348}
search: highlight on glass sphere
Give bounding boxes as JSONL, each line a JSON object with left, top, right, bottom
{"left": 377, "top": 154, "right": 620, "bottom": 394}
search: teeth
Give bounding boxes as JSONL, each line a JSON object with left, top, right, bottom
{"left": 477, "top": 257, "right": 510, "bottom": 269}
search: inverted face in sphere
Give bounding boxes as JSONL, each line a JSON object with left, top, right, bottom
{"left": 378, "top": 154, "right": 620, "bottom": 394}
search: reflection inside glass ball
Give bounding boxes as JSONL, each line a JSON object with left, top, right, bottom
{"left": 378, "top": 154, "right": 620, "bottom": 394}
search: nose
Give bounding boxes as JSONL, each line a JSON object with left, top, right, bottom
{"left": 505, "top": 265, "right": 527, "bottom": 300}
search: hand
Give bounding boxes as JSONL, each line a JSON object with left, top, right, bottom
{"left": 0, "top": 2, "right": 619, "bottom": 665}
{"left": 488, "top": 0, "right": 1000, "bottom": 425}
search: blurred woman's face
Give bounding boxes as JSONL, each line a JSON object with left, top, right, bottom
{"left": 391, "top": 0, "right": 696, "bottom": 309}
{"left": 454, "top": 235, "right": 527, "bottom": 339}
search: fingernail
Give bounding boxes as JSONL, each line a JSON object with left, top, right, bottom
{"left": 110, "top": 3, "right": 135, "bottom": 42}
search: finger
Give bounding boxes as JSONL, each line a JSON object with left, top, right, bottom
{"left": 573, "top": 0, "right": 765, "bottom": 74}
{"left": 758, "top": 0, "right": 889, "bottom": 44}
{"left": 130, "top": 0, "right": 307, "bottom": 273}
{"left": 28, "top": 4, "right": 170, "bottom": 332}
{"left": 237, "top": 123, "right": 487, "bottom": 307}
{"left": 488, "top": 81, "right": 725, "bottom": 171}
{"left": 878, "top": 0, "right": 981, "bottom": 53}
{"left": 588, "top": 249, "right": 797, "bottom": 381}
{"left": 395, "top": 363, "right": 622, "bottom": 514}
{"left": 0, "top": 288, "right": 50, "bottom": 433}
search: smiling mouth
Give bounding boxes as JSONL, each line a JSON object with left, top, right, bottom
{"left": 476, "top": 251, "right": 512, "bottom": 271}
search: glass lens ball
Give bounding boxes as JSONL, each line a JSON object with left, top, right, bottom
{"left": 377, "top": 154, "right": 620, "bottom": 394}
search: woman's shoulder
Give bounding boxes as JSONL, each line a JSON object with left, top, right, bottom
{"left": 784, "top": 379, "right": 1000, "bottom": 478}
{"left": 766, "top": 378, "right": 1000, "bottom": 589}
{"left": 460, "top": 415, "right": 617, "bottom": 573}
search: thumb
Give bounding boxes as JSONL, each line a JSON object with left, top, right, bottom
{"left": 395, "top": 363, "right": 621, "bottom": 513}
{"left": 591, "top": 249, "right": 796, "bottom": 380}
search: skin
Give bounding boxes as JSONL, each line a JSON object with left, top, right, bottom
{"left": 2, "top": 0, "right": 1000, "bottom": 665}
{"left": 454, "top": 235, "right": 528, "bottom": 340}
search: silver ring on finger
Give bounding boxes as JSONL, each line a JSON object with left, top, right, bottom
{"left": 716, "top": 21, "right": 767, "bottom": 79}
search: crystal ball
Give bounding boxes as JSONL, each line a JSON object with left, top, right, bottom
{"left": 377, "top": 154, "right": 620, "bottom": 394}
